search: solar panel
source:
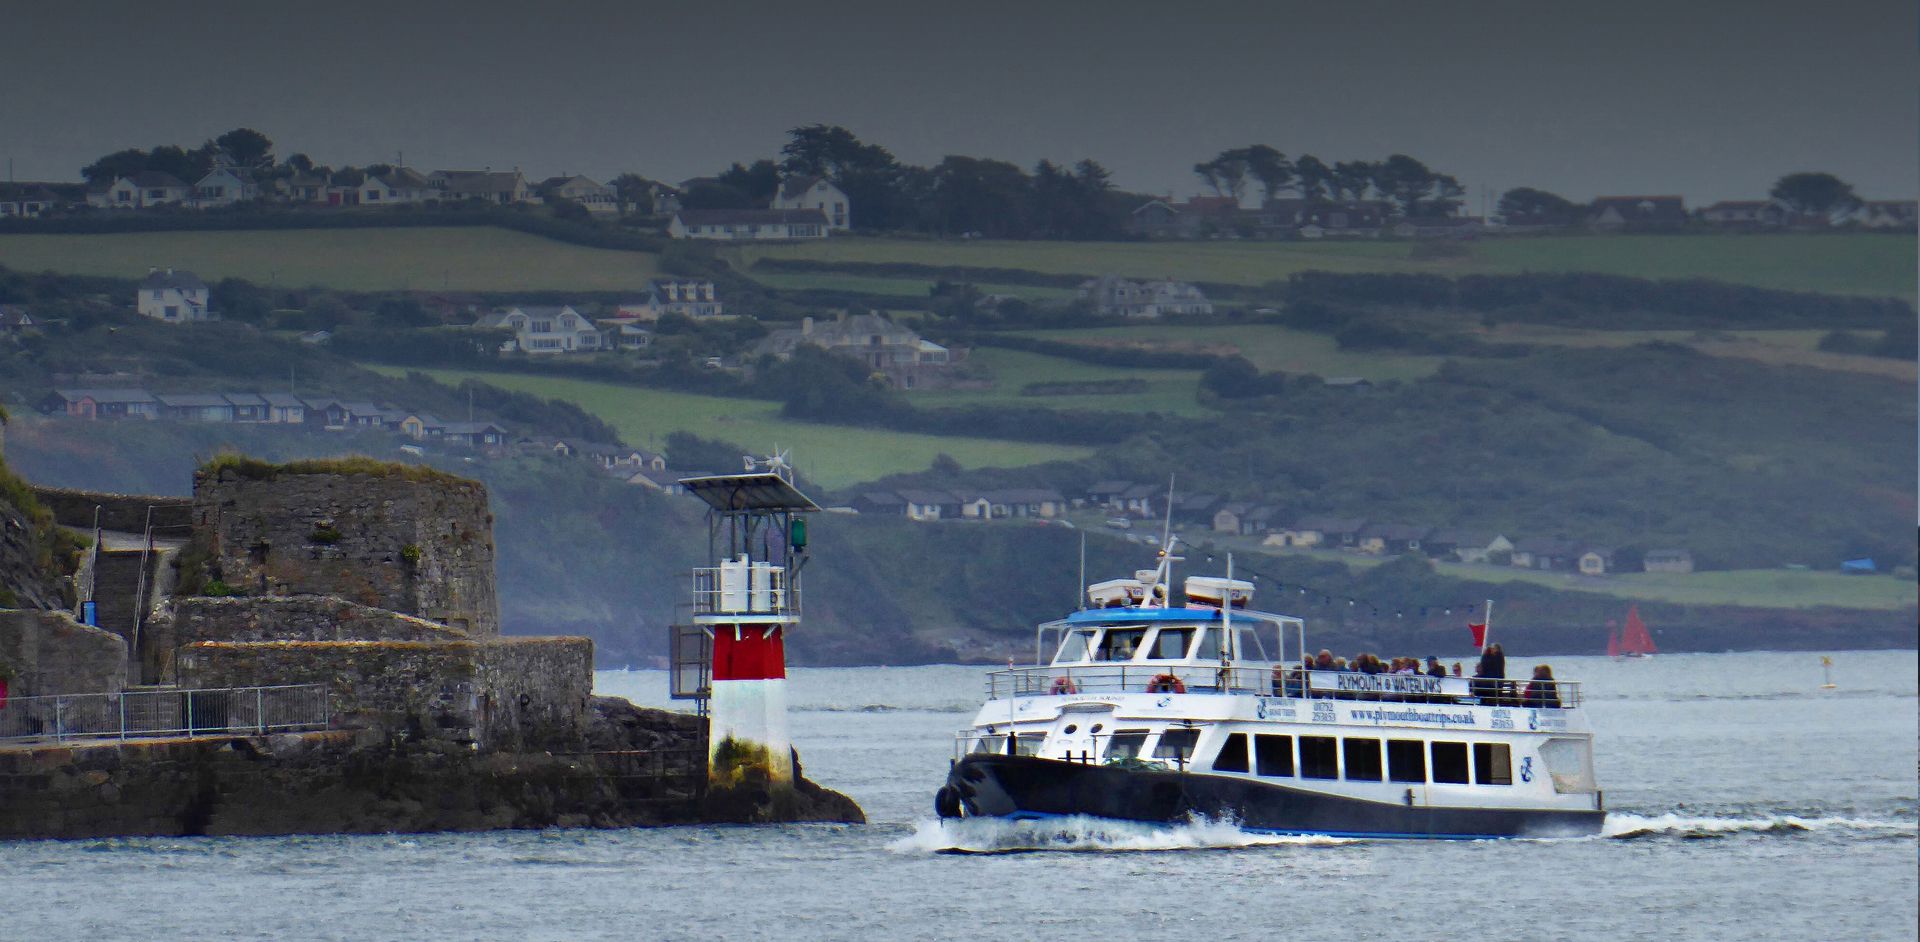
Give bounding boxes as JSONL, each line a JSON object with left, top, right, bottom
{"left": 678, "top": 472, "right": 821, "bottom": 513}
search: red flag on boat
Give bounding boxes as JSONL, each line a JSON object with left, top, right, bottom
{"left": 1468, "top": 622, "right": 1487, "bottom": 649}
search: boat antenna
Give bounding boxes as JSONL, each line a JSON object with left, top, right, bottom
{"left": 1077, "top": 531, "right": 1087, "bottom": 612}
{"left": 1160, "top": 473, "right": 1176, "bottom": 550}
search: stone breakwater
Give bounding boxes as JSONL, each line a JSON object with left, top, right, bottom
{"left": 0, "top": 697, "right": 861, "bottom": 840}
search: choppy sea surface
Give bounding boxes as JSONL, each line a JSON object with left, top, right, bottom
{"left": 2, "top": 651, "right": 1914, "bottom": 941}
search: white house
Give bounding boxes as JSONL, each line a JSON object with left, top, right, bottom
{"left": 770, "top": 176, "right": 850, "bottom": 230}
{"left": 616, "top": 279, "right": 723, "bottom": 320}
{"left": 473, "top": 305, "right": 604, "bottom": 354}
{"left": 0, "top": 185, "right": 60, "bottom": 218}
{"left": 354, "top": 168, "right": 435, "bottom": 207}
{"left": 1077, "top": 276, "right": 1213, "bottom": 318}
{"left": 89, "top": 171, "right": 193, "bottom": 209}
{"left": 192, "top": 168, "right": 260, "bottom": 208}
{"left": 538, "top": 175, "right": 620, "bottom": 214}
{"left": 433, "top": 170, "right": 531, "bottom": 205}
{"left": 668, "top": 209, "right": 829, "bottom": 241}
{"left": 137, "top": 269, "right": 212, "bottom": 322}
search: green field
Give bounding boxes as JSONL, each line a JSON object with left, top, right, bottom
{"left": 370, "top": 366, "right": 1094, "bottom": 488}
{"left": 748, "top": 270, "right": 1075, "bottom": 301}
{"left": 729, "top": 233, "right": 1917, "bottom": 299}
{"left": 910, "top": 347, "right": 1209, "bottom": 415}
{"left": 1104, "top": 524, "right": 1914, "bottom": 612}
{"left": 0, "top": 227, "right": 661, "bottom": 292}
{"left": 1015, "top": 324, "right": 1456, "bottom": 381}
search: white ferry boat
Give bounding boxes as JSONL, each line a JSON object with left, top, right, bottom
{"left": 936, "top": 544, "right": 1606, "bottom": 839}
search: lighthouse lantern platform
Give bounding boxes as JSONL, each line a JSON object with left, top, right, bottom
{"left": 671, "top": 463, "right": 819, "bottom": 788}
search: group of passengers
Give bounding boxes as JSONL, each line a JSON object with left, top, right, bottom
{"left": 1274, "top": 643, "right": 1562, "bottom": 707}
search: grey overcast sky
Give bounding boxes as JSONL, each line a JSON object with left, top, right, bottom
{"left": 3, "top": 0, "right": 1915, "bottom": 205}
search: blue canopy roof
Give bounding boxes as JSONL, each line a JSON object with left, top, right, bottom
{"left": 1066, "top": 606, "right": 1264, "bottom": 627}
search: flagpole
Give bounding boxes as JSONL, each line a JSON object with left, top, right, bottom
{"left": 1481, "top": 599, "right": 1494, "bottom": 654}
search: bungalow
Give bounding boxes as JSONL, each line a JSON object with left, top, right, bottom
{"left": 89, "top": 171, "right": 192, "bottom": 209}
{"left": 769, "top": 176, "right": 851, "bottom": 230}
{"left": 473, "top": 305, "right": 604, "bottom": 354}
{"left": 983, "top": 491, "right": 1075, "bottom": 518}
{"left": 192, "top": 167, "right": 260, "bottom": 208}
{"left": 283, "top": 172, "right": 333, "bottom": 204}
{"left": 442, "top": 421, "right": 509, "bottom": 448}
{"left": 355, "top": 168, "right": 435, "bottom": 207}
{"left": 750, "top": 312, "right": 954, "bottom": 389}
{"left": 1086, "top": 481, "right": 1135, "bottom": 510}
{"left": 0, "top": 184, "right": 61, "bottom": 218}
{"left": 153, "top": 393, "right": 235, "bottom": 423}
{"left": 1265, "top": 516, "right": 1366, "bottom": 550}
{"left": 1642, "top": 548, "right": 1695, "bottom": 574}
{"left": 1212, "top": 502, "right": 1254, "bottom": 534}
{"left": 220, "top": 392, "right": 270, "bottom": 422}
{"left": 1117, "top": 484, "right": 1162, "bottom": 518}
{"left": 1389, "top": 216, "right": 1484, "bottom": 239}
{"left": 259, "top": 393, "right": 306, "bottom": 424}
{"left": 896, "top": 490, "right": 961, "bottom": 522}
{"left": 848, "top": 491, "right": 908, "bottom": 516}
{"left": 1249, "top": 199, "right": 1390, "bottom": 239}
{"left": 1577, "top": 547, "right": 1615, "bottom": 575}
{"left": 342, "top": 402, "right": 388, "bottom": 428}
{"left": 1356, "top": 523, "right": 1429, "bottom": 556}
{"left": 433, "top": 170, "right": 531, "bottom": 205}
{"left": 1125, "top": 196, "right": 1240, "bottom": 238}
{"left": 1698, "top": 200, "right": 1789, "bottom": 228}
{"left": 1173, "top": 493, "right": 1223, "bottom": 526}
{"left": 42, "top": 388, "right": 157, "bottom": 419}
{"left": 136, "top": 268, "right": 213, "bottom": 322}
{"left": 1588, "top": 196, "right": 1688, "bottom": 230}
{"left": 303, "top": 398, "right": 352, "bottom": 428}
{"left": 623, "top": 467, "right": 699, "bottom": 495}
{"left": 537, "top": 175, "right": 619, "bottom": 214}
{"left": 397, "top": 413, "right": 449, "bottom": 440}
{"left": 1511, "top": 538, "right": 1580, "bottom": 571}
{"left": 668, "top": 208, "right": 830, "bottom": 241}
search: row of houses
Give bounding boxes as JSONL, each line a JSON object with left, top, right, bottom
{"left": 70, "top": 163, "right": 615, "bottom": 215}
{"left": 846, "top": 488, "right": 1071, "bottom": 521}
{"left": 1083, "top": 481, "right": 1693, "bottom": 575}
{"left": 38, "top": 388, "right": 513, "bottom": 448}
{"left": 469, "top": 279, "right": 722, "bottom": 354}
{"left": 1076, "top": 276, "right": 1215, "bottom": 318}
{"left": 1128, "top": 194, "right": 1918, "bottom": 240}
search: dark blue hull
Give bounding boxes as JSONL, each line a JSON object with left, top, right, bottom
{"left": 940, "top": 754, "right": 1604, "bottom": 839}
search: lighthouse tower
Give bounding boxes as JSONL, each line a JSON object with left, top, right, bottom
{"left": 672, "top": 457, "right": 819, "bottom": 788}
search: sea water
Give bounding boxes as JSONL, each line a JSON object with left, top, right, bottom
{"left": 1, "top": 651, "right": 1913, "bottom": 941}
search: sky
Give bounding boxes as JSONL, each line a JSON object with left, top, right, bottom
{"left": 3, "top": 0, "right": 1916, "bottom": 206}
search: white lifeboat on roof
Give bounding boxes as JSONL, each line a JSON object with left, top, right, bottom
{"left": 1185, "top": 575, "right": 1253, "bottom": 609}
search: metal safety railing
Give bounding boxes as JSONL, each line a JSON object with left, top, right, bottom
{"left": 989, "top": 665, "right": 1582, "bottom": 709}
{"left": 690, "top": 566, "right": 796, "bottom": 618}
{"left": 0, "top": 684, "right": 330, "bottom": 744}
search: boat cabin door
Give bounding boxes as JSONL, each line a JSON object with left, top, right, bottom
{"left": 1051, "top": 705, "right": 1113, "bottom": 763}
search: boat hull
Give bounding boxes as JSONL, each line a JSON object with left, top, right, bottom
{"left": 942, "top": 754, "right": 1605, "bottom": 839}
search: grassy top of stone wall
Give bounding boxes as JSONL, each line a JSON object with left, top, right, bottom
{"left": 199, "top": 452, "right": 470, "bottom": 486}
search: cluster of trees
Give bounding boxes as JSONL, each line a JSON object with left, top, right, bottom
{"left": 682, "top": 125, "right": 1139, "bottom": 239}
{"left": 79, "top": 127, "right": 405, "bottom": 192}
{"left": 1193, "top": 147, "right": 1467, "bottom": 216}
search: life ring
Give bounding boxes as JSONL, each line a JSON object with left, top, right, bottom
{"left": 1050, "top": 676, "right": 1079, "bottom": 695}
{"left": 1147, "top": 673, "right": 1186, "bottom": 694}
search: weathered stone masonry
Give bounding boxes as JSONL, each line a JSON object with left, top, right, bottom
{"left": 193, "top": 468, "right": 499, "bottom": 636}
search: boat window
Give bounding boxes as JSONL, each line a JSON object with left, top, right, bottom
{"left": 973, "top": 734, "right": 1007, "bottom": 755}
{"left": 1106, "top": 729, "right": 1150, "bottom": 761}
{"left": 1095, "top": 628, "right": 1148, "bottom": 661}
{"left": 1473, "top": 742, "right": 1512, "bottom": 785}
{"left": 1015, "top": 734, "right": 1045, "bottom": 757}
{"left": 1212, "top": 733, "right": 1250, "bottom": 773}
{"left": 1192, "top": 627, "right": 1222, "bottom": 661}
{"left": 1387, "top": 739, "right": 1426, "bottom": 783}
{"left": 1232, "top": 627, "right": 1266, "bottom": 661}
{"left": 1430, "top": 741, "right": 1470, "bottom": 784}
{"left": 1299, "top": 736, "right": 1339, "bottom": 779}
{"left": 1255, "top": 734, "right": 1294, "bottom": 777}
{"left": 1147, "top": 628, "right": 1194, "bottom": 659}
{"left": 1343, "top": 738, "right": 1383, "bottom": 781}
{"left": 1054, "top": 629, "right": 1095, "bottom": 663}
{"left": 1154, "top": 727, "right": 1200, "bottom": 763}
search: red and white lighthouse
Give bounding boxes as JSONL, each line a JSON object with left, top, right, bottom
{"left": 673, "top": 462, "right": 817, "bottom": 788}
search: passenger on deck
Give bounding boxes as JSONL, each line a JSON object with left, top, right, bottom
{"left": 1393, "top": 658, "right": 1417, "bottom": 675}
{"left": 1315, "top": 649, "right": 1336, "bottom": 671}
{"left": 1523, "top": 664, "right": 1562, "bottom": 709}
{"left": 1451, "top": 662, "right": 1463, "bottom": 677}
{"left": 1472, "top": 643, "right": 1507, "bottom": 704}
{"left": 1425, "top": 656, "right": 1446, "bottom": 679}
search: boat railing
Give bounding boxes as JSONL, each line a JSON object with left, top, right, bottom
{"left": 987, "top": 665, "right": 1581, "bottom": 709}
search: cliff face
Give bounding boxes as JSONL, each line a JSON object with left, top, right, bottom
{"left": 0, "top": 462, "right": 66, "bottom": 611}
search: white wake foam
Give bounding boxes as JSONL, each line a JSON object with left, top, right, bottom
{"left": 887, "top": 815, "right": 1354, "bottom": 855}
{"left": 1602, "top": 812, "right": 1918, "bottom": 840}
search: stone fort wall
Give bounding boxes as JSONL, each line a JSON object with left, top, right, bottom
{"left": 0, "top": 609, "right": 126, "bottom": 697}
{"left": 193, "top": 467, "right": 499, "bottom": 636}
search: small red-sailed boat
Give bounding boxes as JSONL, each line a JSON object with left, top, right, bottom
{"left": 1609, "top": 605, "right": 1658, "bottom": 658}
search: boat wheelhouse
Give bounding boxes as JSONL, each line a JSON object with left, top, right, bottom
{"left": 937, "top": 545, "right": 1606, "bottom": 839}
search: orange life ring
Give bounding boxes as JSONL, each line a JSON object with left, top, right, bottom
{"left": 1050, "top": 676, "right": 1079, "bottom": 695}
{"left": 1147, "top": 673, "right": 1186, "bottom": 694}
